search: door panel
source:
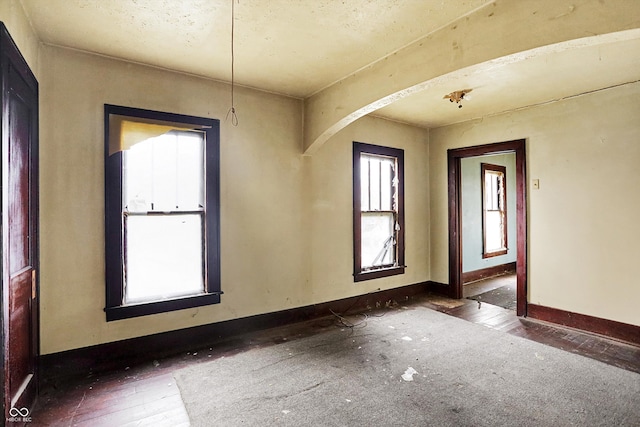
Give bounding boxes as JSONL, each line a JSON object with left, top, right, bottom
{"left": 9, "top": 94, "right": 31, "bottom": 274}
{"left": 8, "top": 269, "right": 34, "bottom": 409}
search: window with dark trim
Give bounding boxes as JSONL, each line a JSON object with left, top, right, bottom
{"left": 481, "top": 162, "right": 508, "bottom": 258}
{"left": 353, "top": 142, "right": 405, "bottom": 282}
{"left": 104, "top": 104, "right": 221, "bottom": 321}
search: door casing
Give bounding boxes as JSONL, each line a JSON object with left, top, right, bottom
{"left": 447, "top": 139, "right": 527, "bottom": 316}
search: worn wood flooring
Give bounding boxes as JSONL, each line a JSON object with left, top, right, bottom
{"left": 32, "top": 275, "right": 640, "bottom": 426}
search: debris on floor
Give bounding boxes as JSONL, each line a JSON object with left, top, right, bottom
{"left": 401, "top": 367, "right": 418, "bottom": 381}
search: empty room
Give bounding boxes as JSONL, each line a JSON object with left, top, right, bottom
{"left": 1, "top": 0, "right": 639, "bottom": 425}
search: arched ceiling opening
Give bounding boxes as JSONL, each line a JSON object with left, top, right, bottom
{"left": 302, "top": 1, "right": 640, "bottom": 153}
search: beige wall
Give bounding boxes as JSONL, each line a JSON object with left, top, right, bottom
{"left": 39, "top": 45, "right": 306, "bottom": 354}
{"left": 430, "top": 81, "right": 640, "bottom": 327}
{"left": 39, "top": 45, "right": 431, "bottom": 354}
{"left": 307, "top": 116, "right": 430, "bottom": 303}
{"left": 0, "top": 0, "right": 39, "bottom": 76}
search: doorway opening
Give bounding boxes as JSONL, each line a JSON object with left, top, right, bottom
{"left": 447, "top": 139, "right": 527, "bottom": 316}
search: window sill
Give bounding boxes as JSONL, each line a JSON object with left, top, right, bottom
{"left": 105, "top": 292, "right": 221, "bottom": 321}
{"left": 354, "top": 266, "right": 405, "bottom": 282}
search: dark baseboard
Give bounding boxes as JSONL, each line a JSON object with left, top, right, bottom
{"left": 40, "top": 281, "right": 430, "bottom": 383}
{"left": 462, "top": 262, "right": 516, "bottom": 284}
{"left": 426, "top": 280, "right": 454, "bottom": 298}
{"left": 527, "top": 304, "right": 640, "bottom": 346}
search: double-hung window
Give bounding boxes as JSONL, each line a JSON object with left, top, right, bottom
{"left": 104, "top": 105, "right": 221, "bottom": 321}
{"left": 481, "top": 163, "right": 508, "bottom": 258}
{"left": 353, "top": 142, "right": 405, "bottom": 281}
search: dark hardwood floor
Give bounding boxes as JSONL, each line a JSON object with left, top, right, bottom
{"left": 32, "top": 278, "right": 640, "bottom": 426}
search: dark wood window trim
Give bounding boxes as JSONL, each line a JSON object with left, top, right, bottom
{"left": 353, "top": 142, "right": 405, "bottom": 282}
{"left": 104, "top": 104, "right": 221, "bottom": 321}
{"left": 481, "top": 163, "right": 508, "bottom": 258}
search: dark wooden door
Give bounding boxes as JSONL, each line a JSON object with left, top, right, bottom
{"left": 1, "top": 23, "right": 39, "bottom": 423}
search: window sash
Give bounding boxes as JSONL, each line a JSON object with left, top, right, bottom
{"left": 123, "top": 130, "right": 205, "bottom": 213}
{"left": 360, "top": 154, "right": 395, "bottom": 212}
{"left": 123, "top": 212, "right": 206, "bottom": 304}
{"left": 360, "top": 211, "right": 397, "bottom": 270}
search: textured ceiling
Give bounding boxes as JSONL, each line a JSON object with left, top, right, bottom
{"left": 21, "top": 0, "right": 492, "bottom": 97}
{"left": 19, "top": 0, "right": 640, "bottom": 129}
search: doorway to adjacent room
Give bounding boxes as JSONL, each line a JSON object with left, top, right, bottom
{"left": 447, "top": 139, "right": 527, "bottom": 316}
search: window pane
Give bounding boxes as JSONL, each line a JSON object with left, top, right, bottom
{"left": 125, "top": 214, "right": 204, "bottom": 304}
{"left": 380, "top": 158, "right": 392, "bottom": 211}
{"left": 150, "top": 133, "right": 179, "bottom": 211}
{"left": 361, "top": 212, "right": 395, "bottom": 269}
{"left": 360, "top": 157, "right": 369, "bottom": 211}
{"left": 369, "top": 157, "right": 381, "bottom": 210}
{"left": 176, "top": 132, "right": 205, "bottom": 210}
{"left": 485, "top": 211, "right": 504, "bottom": 252}
{"left": 124, "top": 138, "right": 153, "bottom": 212}
{"left": 485, "top": 170, "right": 504, "bottom": 211}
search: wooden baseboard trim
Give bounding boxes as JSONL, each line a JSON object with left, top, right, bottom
{"left": 40, "top": 282, "right": 430, "bottom": 383}
{"left": 426, "top": 280, "right": 454, "bottom": 298}
{"left": 527, "top": 304, "right": 640, "bottom": 346}
{"left": 462, "top": 262, "right": 516, "bottom": 284}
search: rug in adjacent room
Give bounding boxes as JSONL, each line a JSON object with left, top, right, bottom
{"left": 468, "top": 283, "right": 517, "bottom": 310}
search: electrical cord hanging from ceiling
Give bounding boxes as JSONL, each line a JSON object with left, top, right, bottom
{"left": 226, "top": 0, "right": 239, "bottom": 126}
